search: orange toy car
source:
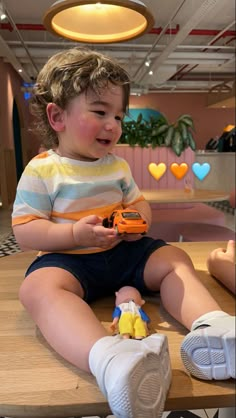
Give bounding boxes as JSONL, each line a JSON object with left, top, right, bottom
{"left": 102, "top": 209, "right": 148, "bottom": 235}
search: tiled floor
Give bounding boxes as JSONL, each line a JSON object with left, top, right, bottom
{"left": 0, "top": 207, "right": 13, "bottom": 242}
{"left": 81, "top": 408, "right": 222, "bottom": 417}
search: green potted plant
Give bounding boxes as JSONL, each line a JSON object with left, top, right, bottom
{"left": 119, "top": 113, "right": 196, "bottom": 156}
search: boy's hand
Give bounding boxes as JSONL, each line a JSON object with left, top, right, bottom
{"left": 72, "top": 215, "right": 118, "bottom": 248}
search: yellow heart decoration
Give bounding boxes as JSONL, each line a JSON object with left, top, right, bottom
{"left": 148, "top": 162, "right": 167, "bottom": 181}
{"left": 170, "top": 163, "right": 189, "bottom": 180}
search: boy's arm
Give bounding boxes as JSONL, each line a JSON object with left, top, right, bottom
{"left": 13, "top": 220, "right": 76, "bottom": 251}
{"left": 13, "top": 215, "right": 117, "bottom": 252}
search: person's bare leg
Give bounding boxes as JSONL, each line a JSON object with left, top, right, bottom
{"left": 143, "top": 245, "right": 220, "bottom": 329}
{"left": 19, "top": 266, "right": 172, "bottom": 417}
{"left": 19, "top": 267, "right": 107, "bottom": 372}
{"left": 143, "top": 245, "right": 235, "bottom": 380}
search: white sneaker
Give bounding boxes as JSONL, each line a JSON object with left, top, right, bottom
{"left": 180, "top": 315, "right": 235, "bottom": 380}
{"left": 89, "top": 333, "right": 171, "bottom": 418}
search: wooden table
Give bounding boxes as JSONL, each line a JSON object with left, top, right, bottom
{"left": 141, "top": 188, "right": 230, "bottom": 203}
{"left": 0, "top": 242, "right": 235, "bottom": 418}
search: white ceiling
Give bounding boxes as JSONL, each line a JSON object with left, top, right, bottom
{"left": 0, "top": 0, "right": 235, "bottom": 94}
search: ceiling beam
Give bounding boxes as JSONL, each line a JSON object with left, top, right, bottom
{"left": 138, "top": 0, "right": 226, "bottom": 84}
{"left": 0, "top": 34, "right": 31, "bottom": 82}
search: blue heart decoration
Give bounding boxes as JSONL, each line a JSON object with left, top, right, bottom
{"left": 192, "top": 162, "right": 211, "bottom": 181}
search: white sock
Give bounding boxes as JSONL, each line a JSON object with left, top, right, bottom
{"left": 89, "top": 335, "right": 144, "bottom": 394}
{"left": 191, "top": 310, "right": 230, "bottom": 331}
{"left": 89, "top": 335, "right": 120, "bottom": 375}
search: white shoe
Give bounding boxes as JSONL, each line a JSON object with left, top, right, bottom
{"left": 180, "top": 315, "right": 235, "bottom": 380}
{"left": 89, "top": 334, "right": 171, "bottom": 418}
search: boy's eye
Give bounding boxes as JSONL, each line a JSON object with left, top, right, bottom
{"left": 92, "top": 111, "right": 123, "bottom": 121}
{"left": 94, "top": 110, "right": 105, "bottom": 116}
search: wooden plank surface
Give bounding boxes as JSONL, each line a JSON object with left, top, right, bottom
{"left": 0, "top": 242, "right": 235, "bottom": 417}
{"left": 141, "top": 188, "right": 230, "bottom": 203}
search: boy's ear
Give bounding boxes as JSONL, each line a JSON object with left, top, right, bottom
{"left": 46, "top": 103, "right": 65, "bottom": 132}
{"left": 141, "top": 299, "right": 145, "bottom": 306}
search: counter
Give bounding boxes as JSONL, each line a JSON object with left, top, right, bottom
{"left": 194, "top": 151, "right": 235, "bottom": 192}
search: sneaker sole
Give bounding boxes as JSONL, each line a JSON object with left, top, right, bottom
{"left": 181, "top": 326, "right": 235, "bottom": 380}
{"left": 108, "top": 335, "right": 171, "bottom": 418}
{"left": 142, "top": 334, "right": 172, "bottom": 387}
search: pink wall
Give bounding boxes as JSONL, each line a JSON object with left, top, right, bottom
{"left": 0, "top": 59, "right": 41, "bottom": 162}
{"left": 115, "top": 145, "right": 195, "bottom": 189}
{"left": 130, "top": 93, "right": 235, "bottom": 150}
{"left": 115, "top": 145, "right": 195, "bottom": 209}
{"left": 0, "top": 59, "right": 33, "bottom": 160}
{"left": 0, "top": 59, "right": 33, "bottom": 206}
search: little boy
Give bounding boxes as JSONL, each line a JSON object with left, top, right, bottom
{"left": 12, "top": 47, "right": 235, "bottom": 418}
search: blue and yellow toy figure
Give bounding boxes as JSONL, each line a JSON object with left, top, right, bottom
{"left": 110, "top": 286, "right": 150, "bottom": 339}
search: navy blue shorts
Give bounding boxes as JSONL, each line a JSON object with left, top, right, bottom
{"left": 25, "top": 237, "right": 169, "bottom": 303}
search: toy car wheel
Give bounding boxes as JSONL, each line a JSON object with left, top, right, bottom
{"left": 102, "top": 218, "right": 109, "bottom": 228}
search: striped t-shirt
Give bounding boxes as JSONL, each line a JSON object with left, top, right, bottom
{"left": 12, "top": 150, "right": 144, "bottom": 254}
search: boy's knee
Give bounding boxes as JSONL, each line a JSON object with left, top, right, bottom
{"left": 161, "top": 245, "right": 194, "bottom": 267}
{"left": 19, "top": 275, "right": 39, "bottom": 307}
{"left": 19, "top": 273, "right": 51, "bottom": 310}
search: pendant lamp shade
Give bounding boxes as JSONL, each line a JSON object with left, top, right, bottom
{"left": 43, "top": 0, "right": 154, "bottom": 43}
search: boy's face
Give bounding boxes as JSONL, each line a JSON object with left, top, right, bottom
{"left": 48, "top": 82, "right": 125, "bottom": 161}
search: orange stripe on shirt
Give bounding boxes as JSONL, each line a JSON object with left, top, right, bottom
{"left": 33, "top": 151, "right": 49, "bottom": 159}
{"left": 51, "top": 196, "right": 145, "bottom": 221}
{"left": 12, "top": 196, "right": 145, "bottom": 226}
{"left": 12, "top": 214, "right": 44, "bottom": 226}
{"left": 51, "top": 203, "right": 124, "bottom": 221}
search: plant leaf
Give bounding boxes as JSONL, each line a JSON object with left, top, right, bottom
{"left": 179, "top": 122, "right": 188, "bottom": 139}
{"left": 172, "top": 130, "right": 183, "bottom": 156}
{"left": 164, "top": 125, "right": 174, "bottom": 146}
{"left": 156, "top": 124, "right": 169, "bottom": 135}
{"left": 180, "top": 118, "right": 194, "bottom": 130}
{"left": 188, "top": 132, "right": 196, "bottom": 150}
{"left": 137, "top": 113, "right": 143, "bottom": 124}
{"left": 118, "top": 111, "right": 196, "bottom": 155}
{"left": 177, "top": 114, "right": 192, "bottom": 121}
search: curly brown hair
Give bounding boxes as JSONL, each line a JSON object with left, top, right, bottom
{"left": 30, "top": 47, "right": 131, "bottom": 148}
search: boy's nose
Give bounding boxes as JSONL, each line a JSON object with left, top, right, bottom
{"left": 104, "top": 119, "right": 119, "bottom": 131}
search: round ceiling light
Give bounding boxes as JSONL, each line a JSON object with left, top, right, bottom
{"left": 43, "top": 0, "right": 154, "bottom": 43}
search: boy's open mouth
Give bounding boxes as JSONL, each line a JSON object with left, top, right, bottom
{"left": 96, "top": 138, "right": 111, "bottom": 145}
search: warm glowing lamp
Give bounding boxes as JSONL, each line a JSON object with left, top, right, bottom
{"left": 43, "top": 0, "right": 154, "bottom": 43}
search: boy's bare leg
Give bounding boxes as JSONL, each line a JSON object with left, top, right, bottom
{"left": 19, "top": 267, "right": 108, "bottom": 372}
{"left": 19, "top": 266, "right": 171, "bottom": 418}
{"left": 144, "top": 245, "right": 235, "bottom": 380}
{"left": 143, "top": 245, "right": 221, "bottom": 329}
